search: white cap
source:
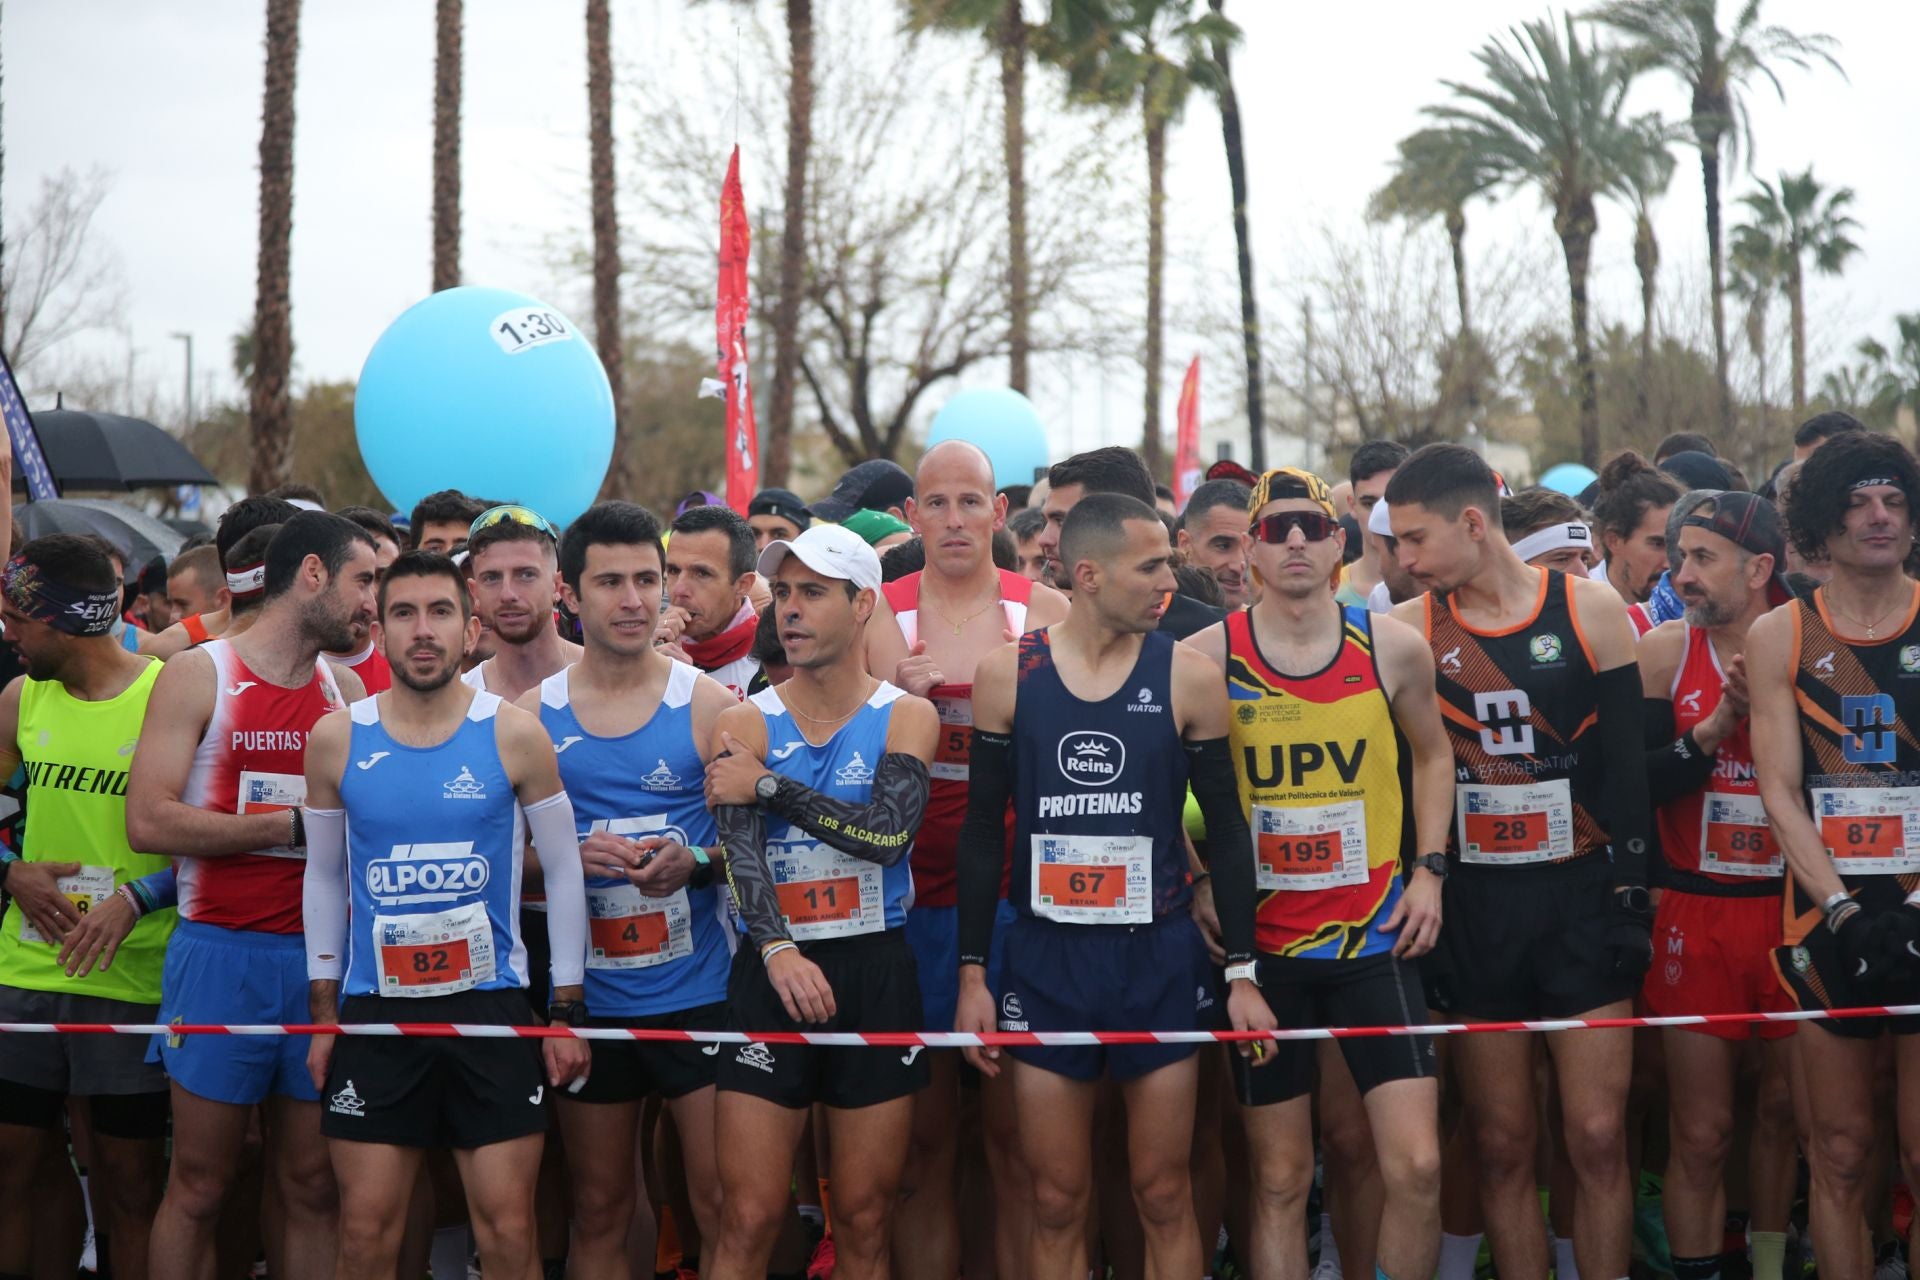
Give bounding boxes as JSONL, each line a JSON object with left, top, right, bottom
{"left": 1367, "top": 497, "right": 1394, "bottom": 537}
{"left": 757, "top": 523, "right": 883, "bottom": 594}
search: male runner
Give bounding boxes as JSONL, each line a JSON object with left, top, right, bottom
{"left": 461, "top": 505, "right": 581, "bottom": 702}
{"left": 127, "top": 511, "right": 377, "bottom": 1280}
{"left": 516, "top": 502, "right": 736, "bottom": 1278}
{"left": 1188, "top": 468, "right": 1449, "bottom": 1280}
{"left": 1338, "top": 441, "right": 1409, "bottom": 609}
{"left": 1748, "top": 431, "right": 1920, "bottom": 1280}
{"left": 410, "top": 489, "right": 488, "bottom": 553}
{"left": 747, "top": 487, "right": 812, "bottom": 551}
{"left": 166, "top": 545, "right": 230, "bottom": 631}
{"left": 1636, "top": 492, "right": 1798, "bottom": 1280}
{"left": 1176, "top": 478, "right": 1255, "bottom": 609}
{"left": 0, "top": 536, "right": 172, "bottom": 1280}
{"left": 144, "top": 496, "right": 300, "bottom": 660}
{"left": 1385, "top": 443, "right": 1654, "bottom": 1280}
{"left": 1009, "top": 507, "right": 1049, "bottom": 582}
{"left": 660, "top": 504, "right": 761, "bottom": 697}
{"left": 334, "top": 506, "right": 403, "bottom": 574}
{"left": 874, "top": 439, "right": 1068, "bottom": 1278}
{"left": 1592, "top": 452, "right": 1681, "bottom": 607}
{"left": 302, "top": 549, "right": 590, "bottom": 1280}
{"left": 955, "top": 492, "right": 1265, "bottom": 1279}
{"left": 701, "top": 523, "right": 937, "bottom": 1280}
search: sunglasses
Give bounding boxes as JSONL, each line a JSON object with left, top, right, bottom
{"left": 469, "top": 504, "right": 559, "bottom": 542}
{"left": 1252, "top": 511, "right": 1338, "bottom": 544}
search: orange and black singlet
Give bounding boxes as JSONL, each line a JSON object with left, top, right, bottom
{"left": 1425, "top": 569, "right": 1611, "bottom": 871}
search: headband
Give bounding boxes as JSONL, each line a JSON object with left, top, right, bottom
{"left": 2, "top": 555, "right": 122, "bottom": 636}
{"left": 1851, "top": 475, "right": 1900, "bottom": 492}
{"left": 225, "top": 561, "right": 267, "bottom": 598}
{"left": 1509, "top": 522, "right": 1593, "bottom": 564}
{"left": 1247, "top": 466, "right": 1336, "bottom": 520}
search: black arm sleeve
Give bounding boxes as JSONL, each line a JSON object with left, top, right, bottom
{"left": 763, "top": 753, "right": 931, "bottom": 867}
{"left": 1187, "top": 736, "right": 1257, "bottom": 966}
{"left": 956, "top": 729, "right": 1013, "bottom": 968}
{"left": 716, "top": 802, "right": 787, "bottom": 953}
{"left": 1642, "top": 697, "right": 1720, "bottom": 810}
{"left": 1596, "top": 664, "right": 1654, "bottom": 889}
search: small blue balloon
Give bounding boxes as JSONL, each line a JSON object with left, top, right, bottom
{"left": 927, "top": 388, "right": 1050, "bottom": 491}
{"left": 1539, "top": 462, "right": 1598, "bottom": 497}
{"left": 356, "top": 287, "right": 614, "bottom": 527}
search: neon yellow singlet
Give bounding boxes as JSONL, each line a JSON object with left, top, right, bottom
{"left": 0, "top": 659, "right": 174, "bottom": 1003}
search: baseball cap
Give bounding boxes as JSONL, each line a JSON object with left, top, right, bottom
{"left": 1680, "top": 491, "right": 1792, "bottom": 603}
{"left": 808, "top": 459, "right": 914, "bottom": 523}
{"left": 839, "top": 508, "right": 913, "bottom": 546}
{"left": 757, "top": 523, "right": 883, "bottom": 594}
{"left": 747, "top": 487, "right": 812, "bottom": 529}
{"left": 1247, "top": 466, "right": 1337, "bottom": 519}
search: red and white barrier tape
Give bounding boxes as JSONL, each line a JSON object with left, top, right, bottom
{"left": 0, "top": 1005, "right": 1911, "bottom": 1045}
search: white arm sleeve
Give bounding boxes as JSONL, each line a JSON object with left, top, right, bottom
{"left": 301, "top": 807, "right": 349, "bottom": 982}
{"left": 523, "top": 791, "right": 587, "bottom": 991}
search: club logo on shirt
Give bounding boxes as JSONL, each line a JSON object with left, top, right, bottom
{"left": 328, "top": 1081, "right": 365, "bottom": 1117}
{"left": 1057, "top": 732, "right": 1125, "bottom": 786}
{"left": 1529, "top": 633, "right": 1563, "bottom": 665}
{"left": 639, "top": 759, "right": 684, "bottom": 791}
{"left": 1000, "top": 991, "right": 1028, "bottom": 1031}
{"left": 1901, "top": 645, "right": 1920, "bottom": 675}
{"left": 367, "top": 841, "right": 490, "bottom": 903}
{"left": 442, "top": 766, "right": 487, "bottom": 800}
{"left": 834, "top": 753, "right": 876, "bottom": 786}
{"left": 1127, "top": 686, "right": 1163, "bottom": 713}
{"left": 1472, "top": 690, "right": 1535, "bottom": 756}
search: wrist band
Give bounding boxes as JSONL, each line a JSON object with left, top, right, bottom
{"left": 1821, "top": 889, "right": 1853, "bottom": 916}
{"left": 1826, "top": 900, "right": 1862, "bottom": 934}
{"left": 689, "top": 845, "right": 710, "bottom": 868}
{"left": 117, "top": 885, "right": 144, "bottom": 917}
{"left": 127, "top": 878, "right": 158, "bottom": 915}
{"left": 1190, "top": 871, "right": 1212, "bottom": 887}
{"left": 760, "top": 940, "right": 798, "bottom": 964}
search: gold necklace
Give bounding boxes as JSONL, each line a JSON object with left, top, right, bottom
{"left": 925, "top": 591, "right": 1003, "bottom": 637}
{"left": 783, "top": 677, "right": 876, "bottom": 725}
{"left": 1828, "top": 587, "right": 1911, "bottom": 640}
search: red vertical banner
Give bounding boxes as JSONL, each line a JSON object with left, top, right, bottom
{"left": 1173, "top": 355, "right": 1201, "bottom": 509}
{"left": 718, "top": 146, "right": 759, "bottom": 514}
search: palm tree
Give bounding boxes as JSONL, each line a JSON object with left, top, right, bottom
{"left": 904, "top": 0, "right": 1034, "bottom": 394}
{"left": 1860, "top": 315, "right": 1920, "bottom": 432}
{"left": 1039, "top": 0, "right": 1236, "bottom": 477}
{"left": 1611, "top": 119, "right": 1675, "bottom": 420}
{"left": 587, "top": 0, "right": 628, "bottom": 498}
{"left": 249, "top": 0, "right": 300, "bottom": 493}
{"left": 1735, "top": 167, "right": 1860, "bottom": 415}
{"left": 769, "top": 0, "right": 812, "bottom": 485}
{"left": 1588, "top": 0, "right": 1842, "bottom": 434}
{"left": 1369, "top": 127, "right": 1497, "bottom": 364}
{"left": 1206, "top": 0, "right": 1264, "bottom": 468}
{"left": 1428, "top": 14, "right": 1658, "bottom": 467}
{"left": 1728, "top": 224, "right": 1779, "bottom": 428}
{"left": 432, "top": 0, "right": 461, "bottom": 292}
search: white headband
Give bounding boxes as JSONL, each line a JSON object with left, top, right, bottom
{"left": 1509, "top": 522, "right": 1592, "bottom": 564}
{"left": 1367, "top": 498, "right": 1393, "bottom": 537}
{"left": 225, "top": 563, "right": 267, "bottom": 595}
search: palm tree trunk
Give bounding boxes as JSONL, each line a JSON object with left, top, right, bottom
{"left": 1209, "top": 0, "right": 1263, "bottom": 469}
{"left": 1635, "top": 212, "right": 1657, "bottom": 425}
{"left": 432, "top": 0, "right": 461, "bottom": 292}
{"left": 1699, "top": 134, "right": 1733, "bottom": 433}
{"left": 1788, "top": 253, "right": 1807, "bottom": 415}
{"left": 766, "top": 0, "right": 812, "bottom": 487}
{"left": 1142, "top": 98, "right": 1166, "bottom": 478}
{"left": 587, "top": 0, "right": 627, "bottom": 499}
{"left": 1559, "top": 199, "right": 1600, "bottom": 467}
{"left": 1000, "top": 0, "right": 1029, "bottom": 396}
{"left": 1446, "top": 208, "right": 1475, "bottom": 413}
{"left": 248, "top": 0, "right": 300, "bottom": 494}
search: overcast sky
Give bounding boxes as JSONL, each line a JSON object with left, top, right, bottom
{"left": 9, "top": 0, "right": 1913, "bottom": 459}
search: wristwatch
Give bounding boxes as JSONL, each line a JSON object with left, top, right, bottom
{"left": 1614, "top": 884, "right": 1652, "bottom": 916}
{"left": 1223, "top": 960, "right": 1261, "bottom": 988}
{"left": 546, "top": 1000, "right": 588, "bottom": 1027}
{"left": 754, "top": 774, "right": 781, "bottom": 804}
{"left": 1414, "top": 852, "right": 1449, "bottom": 880}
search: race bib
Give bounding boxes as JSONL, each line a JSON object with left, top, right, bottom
{"left": 1254, "top": 801, "right": 1369, "bottom": 891}
{"left": 374, "top": 901, "right": 495, "bottom": 997}
{"left": 238, "top": 771, "right": 307, "bottom": 861}
{"left": 586, "top": 884, "right": 693, "bottom": 970}
{"left": 1812, "top": 786, "right": 1920, "bottom": 875}
{"left": 769, "top": 841, "right": 885, "bottom": 941}
{"left": 931, "top": 694, "right": 973, "bottom": 782}
{"left": 17, "top": 865, "right": 115, "bottom": 945}
{"left": 1699, "top": 792, "right": 1783, "bottom": 877}
{"left": 1455, "top": 779, "right": 1575, "bottom": 866}
{"left": 1029, "top": 834, "right": 1152, "bottom": 924}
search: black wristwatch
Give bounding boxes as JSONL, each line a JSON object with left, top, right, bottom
{"left": 1414, "top": 852, "right": 1448, "bottom": 880}
{"left": 754, "top": 774, "right": 782, "bottom": 804}
{"left": 1614, "top": 885, "right": 1652, "bottom": 916}
{"left": 546, "top": 1000, "right": 588, "bottom": 1027}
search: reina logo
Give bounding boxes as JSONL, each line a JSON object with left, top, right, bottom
{"left": 443, "top": 766, "right": 486, "bottom": 801}
{"left": 1126, "top": 686, "right": 1163, "bottom": 713}
{"left": 1057, "top": 732, "right": 1125, "bottom": 786}
{"left": 639, "top": 759, "right": 683, "bottom": 791}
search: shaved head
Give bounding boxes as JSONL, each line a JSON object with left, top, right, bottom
{"left": 917, "top": 438, "right": 996, "bottom": 490}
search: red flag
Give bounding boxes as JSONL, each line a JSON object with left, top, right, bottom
{"left": 717, "top": 146, "right": 758, "bottom": 514}
{"left": 1173, "top": 355, "right": 1202, "bottom": 509}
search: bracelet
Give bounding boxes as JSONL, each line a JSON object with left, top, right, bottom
{"left": 1821, "top": 889, "right": 1853, "bottom": 916}
{"left": 760, "top": 940, "right": 798, "bottom": 965}
{"left": 116, "top": 885, "right": 144, "bottom": 917}
{"left": 689, "top": 845, "right": 710, "bottom": 867}
{"left": 289, "top": 807, "right": 305, "bottom": 849}
{"left": 1190, "top": 871, "right": 1212, "bottom": 887}
{"left": 1825, "top": 900, "right": 1863, "bottom": 934}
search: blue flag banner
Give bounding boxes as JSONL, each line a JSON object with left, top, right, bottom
{"left": 0, "top": 349, "right": 58, "bottom": 501}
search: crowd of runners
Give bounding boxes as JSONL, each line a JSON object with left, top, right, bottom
{"left": 0, "top": 411, "right": 1917, "bottom": 1280}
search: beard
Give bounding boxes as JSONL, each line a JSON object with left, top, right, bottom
{"left": 488, "top": 609, "right": 549, "bottom": 646}
{"left": 393, "top": 647, "right": 460, "bottom": 693}
{"left": 302, "top": 595, "right": 359, "bottom": 653}
{"left": 1683, "top": 594, "right": 1740, "bottom": 628}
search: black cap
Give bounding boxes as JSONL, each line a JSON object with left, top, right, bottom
{"left": 1681, "top": 490, "right": 1792, "bottom": 604}
{"left": 809, "top": 459, "right": 914, "bottom": 524}
{"left": 748, "top": 487, "right": 812, "bottom": 529}
{"left": 1660, "top": 450, "right": 1736, "bottom": 492}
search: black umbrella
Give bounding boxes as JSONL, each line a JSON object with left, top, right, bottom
{"left": 16, "top": 498, "right": 186, "bottom": 583}
{"left": 19, "top": 409, "right": 217, "bottom": 492}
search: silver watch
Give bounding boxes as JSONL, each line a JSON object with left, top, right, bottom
{"left": 754, "top": 774, "right": 781, "bottom": 803}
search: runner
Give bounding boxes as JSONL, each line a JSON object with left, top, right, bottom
{"left": 163, "top": 545, "right": 231, "bottom": 640}
{"left": 1008, "top": 507, "right": 1049, "bottom": 582}
{"left": 701, "top": 523, "right": 937, "bottom": 1280}
{"left": 954, "top": 491, "right": 1265, "bottom": 1278}
{"left": 333, "top": 506, "right": 404, "bottom": 574}
{"left": 1501, "top": 488, "right": 1599, "bottom": 579}
{"left": 301, "top": 549, "right": 590, "bottom": 1280}
{"left": 127, "top": 511, "right": 378, "bottom": 1280}
{"left": 144, "top": 496, "right": 300, "bottom": 660}
{"left": 1591, "top": 452, "right": 1681, "bottom": 607}
{"left": 1187, "top": 467, "right": 1449, "bottom": 1280}
{"left": 1176, "top": 478, "right": 1255, "bottom": 609}
{"left": 460, "top": 505, "right": 581, "bottom": 701}
{"left": 1385, "top": 443, "right": 1654, "bottom": 1280}
{"left": 0, "top": 536, "right": 171, "bottom": 1280}
{"left": 516, "top": 501, "right": 736, "bottom": 1279}
{"left": 875, "top": 439, "right": 1068, "bottom": 1278}
{"left": 1747, "top": 430, "right": 1920, "bottom": 1280}
{"left": 661, "top": 504, "right": 761, "bottom": 698}
{"left": 1636, "top": 492, "right": 1798, "bottom": 1280}
{"left": 409, "top": 489, "right": 488, "bottom": 553}
{"left": 1338, "top": 440, "right": 1410, "bottom": 609}
{"left": 1364, "top": 497, "right": 1424, "bottom": 613}
{"left": 747, "top": 486, "right": 812, "bottom": 552}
